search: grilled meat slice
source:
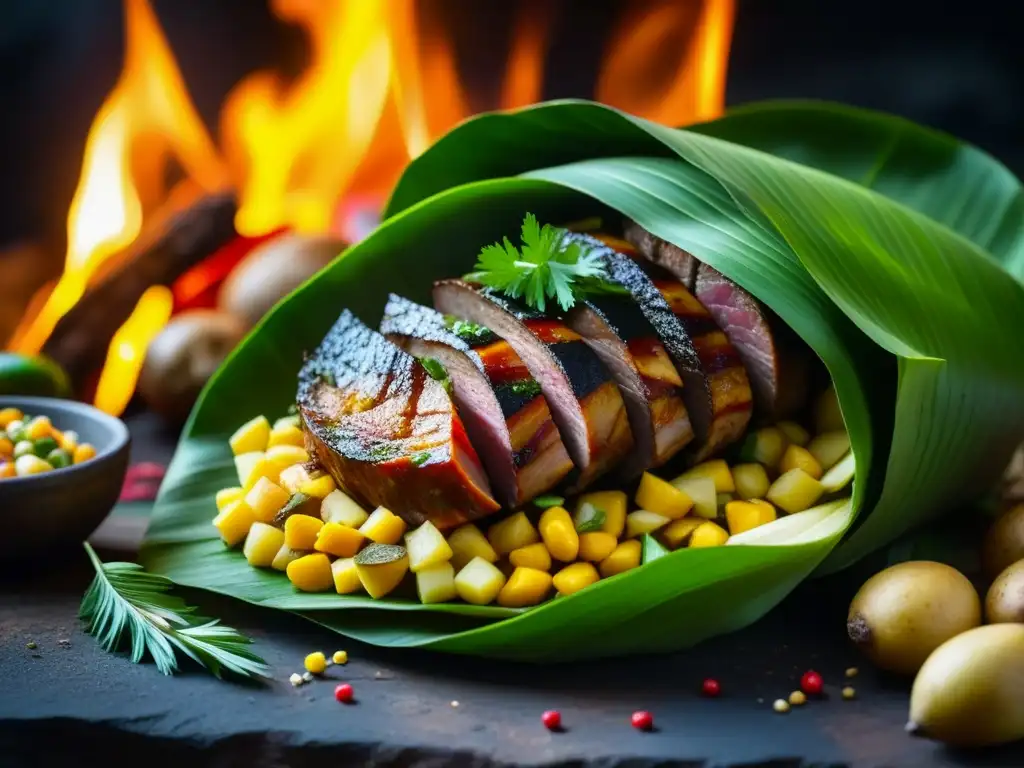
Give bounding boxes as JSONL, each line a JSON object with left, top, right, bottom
{"left": 433, "top": 280, "right": 633, "bottom": 492}
{"left": 380, "top": 294, "right": 574, "bottom": 509}
{"left": 297, "top": 310, "right": 499, "bottom": 530}
{"left": 623, "top": 219, "right": 699, "bottom": 288}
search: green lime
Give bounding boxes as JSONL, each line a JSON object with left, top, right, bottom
{"left": 0, "top": 353, "right": 71, "bottom": 397}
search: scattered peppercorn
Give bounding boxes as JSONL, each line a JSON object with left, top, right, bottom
{"left": 334, "top": 683, "right": 354, "bottom": 703}
{"left": 701, "top": 678, "right": 721, "bottom": 697}
{"left": 541, "top": 710, "right": 562, "bottom": 730}
{"left": 289, "top": 673, "right": 303, "bottom": 687}
{"left": 773, "top": 699, "right": 790, "bottom": 713}
{"left": 332, "top": 650, "right": 348, "bottom": 665}
{"left": 631, "top": 710, "right": 654, "bottom": 731}
{"left": 845, "top": 667, "right": 859, "bottom": 678}
{"left": 842, "top": 686, "right": 856, "bottom": 700}
{"left": 800, "top": 670, "right": 823, "bottom": 696}
{"left": 788, "top": 690, "right": 807, "bottom": 706}
{"left": 305, "top": 651, "right": 327, "bottom": 675}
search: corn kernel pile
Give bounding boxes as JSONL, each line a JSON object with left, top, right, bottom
{"left": 0, "top": 407, "right": 97, "bottom": 480}
{"left": 214, "top": 387, "right": 853, "bottom": 608}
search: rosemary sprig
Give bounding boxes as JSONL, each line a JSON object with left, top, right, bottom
{"left": 79, "top": 543, "right": 270, "bottom": 680}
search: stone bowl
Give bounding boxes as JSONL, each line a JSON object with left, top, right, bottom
{"left": 0, "top": 396, "right": 130, "bottom": 564}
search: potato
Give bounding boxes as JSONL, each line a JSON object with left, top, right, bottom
{"left": 416, "top": 562, "right": 457, "bottom": 604}
{"left": 358, "top": 506, "right": 407, "bottom": 545}
{"left": 807, "top": 430, "right": 851, "bottom": 470}
{"left": 675, "top": 459, "right": 734, "bottom": 493}
{"left": 725, "top": 500, "right": 776, "bottom": 536}
{"left": 625, "top": 510, "right": 671, "bottom": 538}
{"left": 733, "top": 463, "right": 770, "bottom": 500}
{"left": 243, "top": 522, "right": 285, "bottom": 567}
{"left": 671, "top": 475, "right": 717, "bottom": 519}
{"left": 230, "top": 415, "right": 271, "bottom": 456}
{"left": 489, "top": 511, "right": 541, "bottom": 556}
{"left": 447, "top": 524, "right": 498, "bottom": 571}
{"left": 331, "top": 557, "right": 362, "bottom": 594}
{"left": 767, "top": 469, "right": 824, "bottom": 513}
{"left": 320, "top": 489, "right": 369, "bottom": 528}
{"left": 454, "top": 557, "right": 506, "bottom": 605}
{"left": 405, "top": 521, "right": 454, "bottom": 572}
{"left": 780, "top": 445, "right": 823, "bottom": 480}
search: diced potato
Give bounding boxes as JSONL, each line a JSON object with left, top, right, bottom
{"left": 454, "top": 556, "right": 506, "bottom": 605}
{"left": 279, "top": 463, "right": 317, "bottom": 494}
{"left": 689, "top": 521, "right": 730, "bottom": 548}
{"left": 284, "top": 514, "right": 324, "bottom": 550}
{"left": 213, "top": 499, "right": 257, "bottom": 546}
{"left": 331, "top": 557, "right": 362, "bottom": 594}
{"left": 578, "top": 532, "right": 618, "bottom": 562}
{"left": 447, "top": 524, "right": 498, "bottom": 571}
{"left": 354, "top": 543, "right": 410, "bottom": 599}
{"left": 286, "top": 553, "right": 334, "bottom": 592}
{"left": 215, "top": 487, "right": 245, "bottom": 511}
{"left": 265, "top": 445, "right": 310, "bottom": 474}
{"left": 359, "top": 506, "right": 407, "bottom": 545}
{"left": 230, "top": 415, "right": 271, "bottom": 456}
{"left": 767, "top": 468, "right": 824, "bottom": 513}
{"left": 509, "top": 542, "right": 552, "bottom": 571}
{"left": 489, "top": 511, "right": 541, "bottom": 556}
{"left": 234, "top": 451, "right": 264, "bottom": 487}
{"left": 670, "top": 475, "right": 717, "bottom": 519}
{"left": 243, "top": 522, "right": 285, "bottom": 567}
{"left": 625, "top": 510, "right": 671, "bottom": 538}
{"left": 574, "top": 491, "right": 628, "bottom": 538}
{"left": 405, "top": 521, "right": 453, "bottom": 572}
{"left": 244, "top": 476, "right": 290, "bottom": 522}
{"left": 741, "top": 427, "right": 787, "bottom": 469}
{"left": 820, "top": 451, "right": 855, "bottom": 493}
{"left": 315, "top": 522, "right": 366, "bottom": 557}
{"left": 661, "top": 517, "right": 704, "bottom": 548}
{"left": 271, "top": 544, "right": 305, "bottom": 571}
{"left": 599, "top": 540, "right": 642, "bottom": 578}
{"left": 777, "top": 421, "right": 810, "bottom": 446}
{"left": 537, "top": 507, "right": 577, "bottom": 562}
{"left": 14, "top": 454, "right": 50, "bottom": 475}
{"left": 807, "top": 430, "right": 851, "bottom": 470}
{"left": 299, "top": 474, "right": 336, "bottom": 499}
{"left": 815, "top": 385, "right": 844, "bottom": 433}
{"left": 267, "top": 423, "right": 304, "bottom": 449}
{"left": 321, "top": 489, "right": 369, "bottom": 528}
{"left": 552, "top": 562, "right": 600, "bottom": 596}
{"left": 416, "top": 562, "right": 457, "bottom": 603}
{"left": 733, "top": 463, "right": 770, "bottom": 500}
{"left": 675, "top": 459, "right": 735, "bottom": 493}
{"left": 780, "top": 444, "right": 823, "bottom": 480}
{"left": 635, "top": 472, "right": 693, "bottom": 519}
{"left": 497, "top": 567, "right": 553, "bottom": 607}
{"left": 273, "top": 414, "right": 301, "bottom": 431}
{"left": 243, "top": 456, "right": 284, "bottom": 491}
{"left": 725, "top": 500, "right": 777, "bottom": 536}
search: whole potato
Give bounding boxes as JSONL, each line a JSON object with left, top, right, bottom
{"left": 981, "top": 503, "right": 1024, "bottom": 579}
{"left": 985, "top": 559, "right": 1024, "bottom": 624}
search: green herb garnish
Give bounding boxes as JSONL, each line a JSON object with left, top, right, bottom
{"left": 574, "top": 503, "right": 607, "bottom": 533}
{"left": 503, "top": 379, "right": 542, "bottom": 399}
{"left": 532, "top": 494, "right": 565, "bottom": 509}
{"left": 410, "top": 451, "right": 432, "bottom": 466}
{"left": 418, "top": 357, "right": 453, "bottom": 395}
{"left": 443, "top": 315, "right": 494, "bottom": 344}
{"left": 79, "top": 543, "right": 269, "bottom": 680}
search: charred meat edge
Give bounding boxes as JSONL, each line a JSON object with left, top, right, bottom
{"left": 623, "top": 218, "right": 698, "bottom": 288}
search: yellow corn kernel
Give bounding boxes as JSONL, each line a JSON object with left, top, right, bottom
{"left": 552, "top": 562, "right": 600, "bottom": 596}
{"left": 777, "top": 421, "right": 810, "bottom": 446}
{"left": 304, "top": 652, "right": 327, "bottom": 675}
{"left": 267, "top": 423, "right": 304, "bottom": 449}
{"left": 24, "top": 416, "right": 51, "bottom": 440}
{"left": 767, "top": 468, "right": 825, "bottom": 513}
{"left": 298, "top": 473, "right": 336, "bottom": 499}
{"left": 0, "top": 436, "right": 13, "bottom": 457}
{"left": 635, "top": 472, "right": 693, "bottom": 519}
{"left": 676, "top": 460, "right": 735, "bottom": 493}
{"left": 0, "top": 407, "right": 23, "bottom": 428}
{"left": 447, "top": 524, "right": 498, "bottom": 571}
{"left": 574, "top": 491, "right": 628, "bottom": 538}
{"left": 244, "top": 476, "right": 291, "bottom": 522}
{"left": 358, "top": 506, "right": 407, "bottom": 545}
{"left": 733, "top": 463, "right": 770, "bottom": 500}
{"left": 497, "top": 567, "right": 553, "bottom": 607}
{"left": 58, "top": 429, "right": 79, "bottom": 452}
{"left": 489, "top": 511, "right": 541, "bottom": 556}
{"left": 73, "top": 443, "right": 97, "bottom": 464}
{"left": 780, "top": 444, "right": 823, "bottom": 480}
{"left": 213, "top": 499, "right": 257, "bottom": 547}
{"left": 538, "top": 507, "right": 578, "bottom": 562}
{"left": 725, "top": 500, "right": 777, "bottom": 536}
{"left": 625, "top": 509, "right": 671, "bottom": 538}
{"left": 229, "top": 415, "right": 271, "bottom": 456}
{"left": 286, "top": 553, "right": 334, "bottom": 592}
{"left": 284, "top": 514, "right": 324, "bottom": 550}
{"left": 15, "top": 454, "right": 52, "bottom": 476}
{"left": 215, "top": 487, "right": 245, "bottom": 511}
{"left": 331, "top": 557, "right": 362, "bottom": 594}
{"left": 243, "top": 522, "right": 285, "bottom": 567}
{"left": 279, "top": 463, "right": 316, "bottom": 494}
{"left": 689, "top": 521, "right": 730, "bottom": 548}
{"left": 509, "top": 542, "right": 551, "bottom": 571}
{"left": 599, "top": 540, "right": 642, "bottom": 578}
{"left": 315, "top": 522, "right": 366, "bottom": 558}
{"left": 578, "top": 531, "right": 618, "bottom": 562}
{"left": 661, "top": 517, "right": 704, "bottom": 549}
{"left": 454, "top": 557, "right": 506, "bottom": 605}
{"left": 0, "top": 462, "right": 15, "bottom": 479}
{"left": 333, "top": 650, "right": 349, "bottom": 665}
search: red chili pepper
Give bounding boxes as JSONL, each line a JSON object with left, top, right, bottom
{"left": 541, "top": 710, "right": 561, "bottom": 730}
{"left": 630, "top": 710, "right": 654, "bottom": 731}
{"left": 701, "top": 678, "right": 721, "bottom": 697}
{"left": 800, "top": 670, "right": 824, "bottom": 696}
{"left": 334, "top": 683, "right": 354, "bottom": 703}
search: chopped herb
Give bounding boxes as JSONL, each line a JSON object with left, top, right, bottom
{"left": 317, "top": 371, "right": 337, "bottom": 387}
{"left": 503, "top": 379, "right": 542, "bottom": 399}
{"left": 443, "top": 316, "right": 495, "bottom": 344}
{"left": 410, "top": 451, "right": 431, "bottom": 466}
{"left": 532, "top": 495, "right": 565, "bottom": 509}
{"left": 575, "top": 503, "right": 606, "bottom": 533}
{"left": 286, "top": 403, "right": 299, "bottom": 415}
{"left": 417, "top": 357, "right": 453, "bottom": 396}
{"left": 365, "top": 443, "right": 400, "bottom": 462}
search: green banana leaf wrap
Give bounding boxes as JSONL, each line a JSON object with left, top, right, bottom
{"left": 141, "top": 100, "right": 1024, "bottom": 660}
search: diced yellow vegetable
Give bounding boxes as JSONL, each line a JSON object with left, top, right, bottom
{"left": 213, "top": 499, "right": 257, "bottom": 546}
{"left": 286, "top": 553, "right": 334, "bottom": 592}
{"left": 14, "top": 454, "right": 51, "bottom": 475}
{"left": 315, "top": 522, "right": 366, "bottom": 557}
{"left": 358, "top": 506, "right": 407, "bottom": 544}
{"left": 279, "top": 463, "right": 316, "bottom": 493}
{"left": 490, "top": 511, "right": 541, "bottom": 556}
{"left": 767, "top": 468, "right": 825, "bottom": 513}
{"left": 0, "top": 407, "right": 23, "bottom": 428}
{"left": 780, "top": 444, "right": 823, "bottom": 480}
{"left": 305, "top": 652, "right": 327, "bottom": 675}
{"left": 552, "top": 562, "right": 600, "bottom": 596}
{"left": 73, "top": 443, "right": 97, "bottom": 464}
{"left": 574, "top": 491, "right": 627, "bottom": 537}
{"left": 751, "top": 498, "right": 777, "bottom": 516}
{"left": 0, "top": 462, "right": 14, "bottom": 479}
{"left": 725, "top": 500, "right": 777, "bottom": 536}
{"left": 243, "top": 522, "right": 285, "bottom": 567}
{"left": 0, "top": 436, "right": 12, "bottom": 457}
{"left": 229, "top": 415, "right": 271, "bottom": 456}
{"left": 689, "top": 521, "right": 730, "bottom": 548}
{"left": 537, "top": 507, "right": 577, "bottom": 561}
{"left": 625, "top": 509, "right": 671, "bottom": 538}
{"left": 497, "top": 567, "right": 553, "bottom": 607}
{"left": 742, "top": 427, "right": 788, "bottom": 469}
{"left": 405, "top": 521, "right": 453, "bottom": 572}
{"left": 299, "top": 474, "right": 336, "bottom": 499}
{"left": 271, "top": 544, "right": 304, "bottom": 571}
{"left": 447, "top": 524, "right": 498, "bottom": 571}
{"left": 635, "top": 472, "right": 693, "bottom": 519}
{"left": 670, "top": 475, "right": 717, "bottom": 519}
{"left": 267, "top": 423, "right": 304, "bottom": 449}
{"left": 820, "top": 451, "right": 855, "bottom": 493}
{"left": 244, "top": 476, "right": 291, "bottom": 522}
{"left": 354, "top": 543, "right": 410, "bottom": 598}
{"left": 733, "top": 463, "right": 770, "bottom": 500}
{"left": 661, "top": 517, "right": 704, "bottom": 548}
{"left": 807, "top": 430, "right": 851, "bottom": 470}
{"left": 777, "top": 421, "right": 810, "bottom": 446}
{"left": 215, "top": 487, "right": 245, "bottom": 511}
{"left": 578, "top": 532, "right": 618, "bottom": 562}
{"left": 331, "top": 557, "right": 362, "bottom": 594}
{"left": 509, "top": 542, "right": 552, "bottom": 571}
{"left": 415, "top": 562, "right": 457, "bottom": 603}
{"left": 320, "top": 489, "right": 369, "bottom": 528}
{"left": 454, "top": 556, "right": 506, "bottom": 605}
{"left": 815, "top": 385, "right": 844, "bottom": 433}
{"left": 58, "top": 429, "right": 79, "bottom": 452}
{"left": 25, "top": 415, "right": 52, "bottom": 440}
{"left": 234, "top": 451, "right": 265, "bottom": 487}
{"left": 675, "top": 459, "right": 735, "bottom": 493}
{"left": 265, "top": 445, "right": 310, "bottom": 473}
{"left": 599, "top": 540, "right": 642, "bottom": 578}
{"left": 284, "top": 514, "right": 324, "bottom": 550}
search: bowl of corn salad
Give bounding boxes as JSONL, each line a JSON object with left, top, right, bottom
{"left": 0, "top": 397, "right": 130, "bottom": 563}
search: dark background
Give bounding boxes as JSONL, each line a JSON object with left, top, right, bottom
{"left": 1, "top": 0, "right": 1021, "bottom": 255}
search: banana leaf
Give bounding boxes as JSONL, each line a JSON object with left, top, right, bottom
{"left": 142, "top": 100, "right": 1024, "bottom": 659}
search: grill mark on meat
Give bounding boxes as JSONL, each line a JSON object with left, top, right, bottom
{"left": 623, "top": 219, "right": 698, "bottom": 288}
